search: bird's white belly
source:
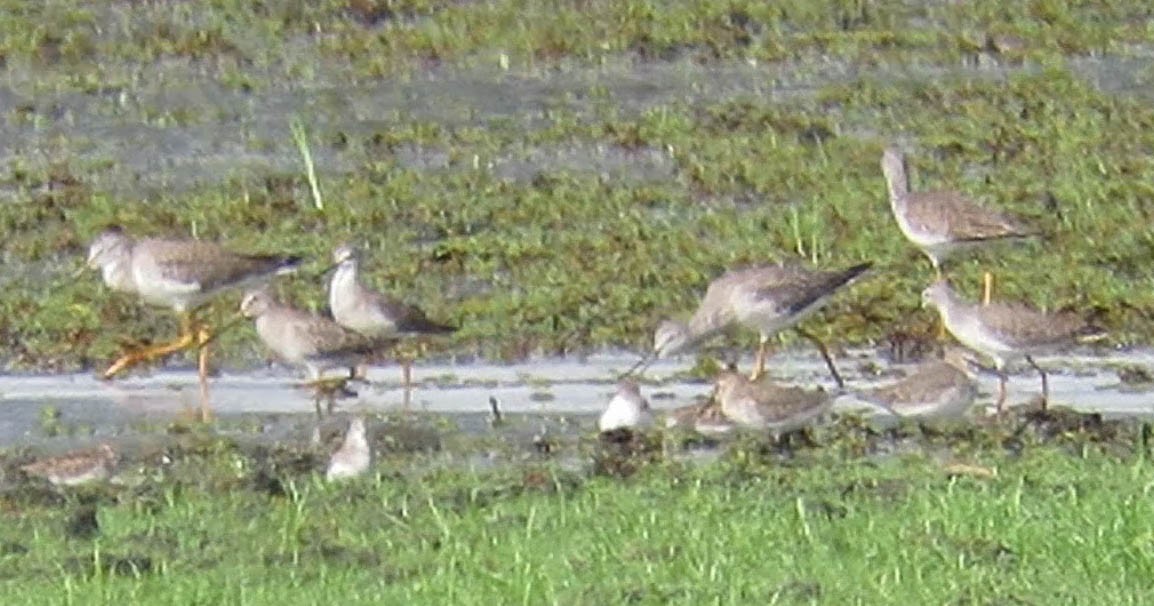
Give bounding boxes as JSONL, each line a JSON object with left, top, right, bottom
{"left": 598, "top": 397, "right": 652, "bottom": 432}
{"left": 945, "top": 315, "right": 1017, "bottom": 365}
{"left": 894, "top": 210, "right": 948, "bottom": 248}
{"left": 132, "top": 264, "right": 202, "bottom": 311}
{"left": 895, "top": 383, "right": 977, "bottom": 419}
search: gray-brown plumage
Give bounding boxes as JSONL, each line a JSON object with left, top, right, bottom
{"left": 20, "top": 443, "right": 118, "bottom": 486}
{"left": 881, "top": 148, "right": 1035, "bottom": 276}
{"left": 240, "top": 290, "right": 383, "bottom": 382}
{"left": 712, "top": 371, "right": 832, "bottom": 433}
{"left": 87, "top": 226, "right": 303, "bottom": 313}
{"left": 858, "top": 347, "right": 977, "bottom": 419}
{"left": 650, "top": 262, "right": 872, "bottom": 386}
{"left": 329, "top": 244, "right": 456, "bottom": 340}
{"left": 328, "top": 244, "right": 456, "bottom": 395}
{"left": 922, "top": 280, "right": 1105, "bottom": 412}
{"left": 85, "top": 226, "right": 303, "bottom": 417}
{"left": 664, "top": 399, "right": 735, "bottom": 435}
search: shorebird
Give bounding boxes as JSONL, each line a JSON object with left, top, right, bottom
{"left": 329, "top": 244, "right": 456, "bottom": 398}
{"left": 664, "top": 399, "right": 736, "bottom": 435}
{"left": 712, "top": 371, "right": 833, "bottom": 434}
{"left": 598, "top": 379, "right": 654, "bottom": 432}
{"left": 881, "top": 148, "right": 1036, "bottom": 305}
{"left": 635, "top": 262, "right": 872, "bottom": 386}
{"left": 20, "top": 443, "right": 118, "bottom": 487}
{"left": 856, "top": 347, "right": 978, "bottom": 419}
{"left": 240, "top": 290, "right": 384, "bottom": 417}
{"left": 921, "top": 280, "right": 1104, "bottom": 413}
{"left": 326, "top": 417, "right": 371, "bottom": 481}
{"left": 86, "top": 227, "right": 302, "bottom": 420}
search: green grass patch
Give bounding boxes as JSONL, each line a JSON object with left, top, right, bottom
{"left": 2, "top": 426, "right": 1153, "bottom": 603}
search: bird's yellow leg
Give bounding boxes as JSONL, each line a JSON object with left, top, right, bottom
{"left": 982, "top": 271, "right": 993, "bottom": 306}
{"left": 103, "top": 312, "right": 199, "bottom": 379}
{"left": 748, "top": 336, "right": 770, "bottom": 382}
{"left": 196, "top": 324, "right": 214, "bottom": 423}
{"left": 401, "top": 356, "right": 414, "bottom": 410}
{"left": 932, "top": 265, "right": 947, "bottom": 339}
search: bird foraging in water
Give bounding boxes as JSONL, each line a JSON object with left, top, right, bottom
{"left": 240, "top": 290, "right": 385, "bottom": 417}
{"left": 631, "top": 262, "right": 872, "bottom": 387}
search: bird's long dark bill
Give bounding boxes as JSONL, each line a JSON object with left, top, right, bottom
{"left": 619, "top": 352, "right": 656, "bottom": 379}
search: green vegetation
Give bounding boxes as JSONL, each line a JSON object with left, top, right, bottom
{"left": 2, "top": 411, "right": 1153, "bottom": 603}
{"left": 1, "top": 1, "right": 1153, "bottom": 370}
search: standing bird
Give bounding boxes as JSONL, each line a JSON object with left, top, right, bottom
{"left": 712, "top": 371, "right": 832, "bottom": 435}
{"left": 598, "top": 379, "right": 654, "bottom": 432}
{"left": 880, "top": 148, "right": 1036, "bottom": 305}
{"left": 328, "top": 244, "right": 456, "bottom": 401}
{"left": 85, "top": 227, "right": 302, "bottom": 421}
{"left": 636, "top": 262, "right": 872, "bottom": 387}
{"left": 240, "top": 290, "right": 383, "bottom": 417}
{"left": 326, "top": 417, "right": 371, "bottom": 481}
{"left": 921, "top": 281, "right": 1104, "bottom": 413}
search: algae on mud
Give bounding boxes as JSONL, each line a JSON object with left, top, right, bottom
{"left": 0, "top": 1, "right": 1152, "bottom": 375}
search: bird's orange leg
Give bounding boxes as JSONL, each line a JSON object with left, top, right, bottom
{"left": 103, "top": 312, "right": 199, "bottom": 379}
{"left": 748, "top": 336, "right": 770, "bottom": 382}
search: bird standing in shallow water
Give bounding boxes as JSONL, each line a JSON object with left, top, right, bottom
{"left": 328, "top": 244, "right": 456, "bottom": 406}
{"left": 241, "top": 290, "right": 383, "bottom": 417}
{"left": 920, "top": 280, "right": 1104, "bottom": 413}
{"left": 85, "top": 226, "right": 302, "bottom": 421}
{"left": 636, "top": 262, "right": 872, "bottom": 387}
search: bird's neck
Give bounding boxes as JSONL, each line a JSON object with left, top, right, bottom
{"left": 100, "top": 255, "right": 136, "bottom": 294}
{"left": 330, "top": 261, "right": 361, "bottom": 301}
{"left": 883, "top": 162, "right": 910, "bottom": 211}
{"left": 684, "top": 314, "right": 719, "bottom": 348}
{"left": 933, "top": 289, "right": 969, "bottom": 325}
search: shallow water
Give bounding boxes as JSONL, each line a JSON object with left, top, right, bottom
{"left": 2, "top": 348, "right": 1152, "bottom": 448}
